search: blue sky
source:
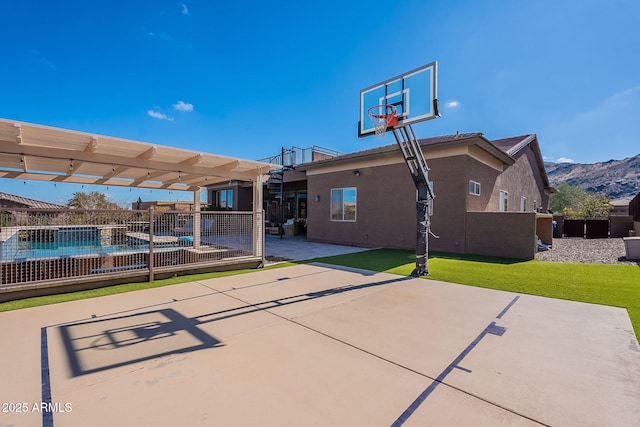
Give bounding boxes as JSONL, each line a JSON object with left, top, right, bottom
{"left": 1, "top": 0, "right": 639, "bottom": 205}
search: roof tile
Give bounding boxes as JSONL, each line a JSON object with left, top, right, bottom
{"left": 0, "top": 192, "right": 65, "bottom": 209}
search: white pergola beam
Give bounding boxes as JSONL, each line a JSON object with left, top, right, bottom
{"left": 84, "top": 137, "right": 99, "bottom": 153}
{"left": 14, "top": 124, "right": 23, "bottom": 144}
{"left": 0, "top": 119, "right": 278, "bottom": 192}
{"left": 137, "top": 146, "right": 157, "bottom": 160}
{"left": 180, "top": 153, "right": 203, "bottom": 166}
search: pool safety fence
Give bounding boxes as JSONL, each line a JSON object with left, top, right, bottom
{"left": 0, "top": 208, "right": 264, "bottom": 289}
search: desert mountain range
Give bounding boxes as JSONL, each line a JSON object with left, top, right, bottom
{"left": 544, "top": 154, "right": 640, "bottom": 201}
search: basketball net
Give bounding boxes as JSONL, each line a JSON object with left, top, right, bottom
{"left": 367, "top": 104, "right": 398, "bottom": 137}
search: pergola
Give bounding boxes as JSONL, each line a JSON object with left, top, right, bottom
{"left": 0, "top": 118, "right": 277, "bottom": 252}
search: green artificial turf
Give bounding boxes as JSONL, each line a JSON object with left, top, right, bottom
{"left": 309, "top": 248, "right": 640, "bottom": 341}
{"left": 0, "top": 262, "right": 296, "bottom": 312}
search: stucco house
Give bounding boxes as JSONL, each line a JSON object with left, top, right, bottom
{"left": 0, "top": 192, "right": 65, "bottom": 228}
{"left": 207, "top": 133, "right": 554, "bottom": 259}
{"left": 0, "top": 192, "right": 65, "bottom": 210}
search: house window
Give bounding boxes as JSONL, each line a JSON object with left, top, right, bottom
{"left": 469, "top": 180, "right": 481, "bottom": 196}
{"left": 331, "top": 188, "right": 357, "bottom": 221}
{"left": 499, "top": 191, "right": 508, "bottom": 212}
{"left": 298, "top": 192, "right": 307, "bottom": 219}
{"left": 520, "top": 196, "right": 527, "bottom": 212}
{"left": 214, "top": 189, "right": 233, "bottom": 209}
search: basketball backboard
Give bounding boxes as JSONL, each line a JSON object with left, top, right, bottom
{"left": 358, "top": 61, "right": 439, "bottom": 137}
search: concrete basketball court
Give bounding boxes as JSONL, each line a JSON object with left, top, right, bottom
{"left": 0, "top": 263, "right": 638, "bottom": 427}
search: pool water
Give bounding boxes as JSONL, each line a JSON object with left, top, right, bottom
{"left": 2, "top": 226, "right": 188, "bottom": 261}
{"left": 12, "top": 239, "right": 143, "bottom": 260}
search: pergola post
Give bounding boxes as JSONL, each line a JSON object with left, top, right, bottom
{"left": 253, "top": 175, "right": 265, "bottom": 264}
{"left": 193, "top": 187, "right": 202, "bottom": 248}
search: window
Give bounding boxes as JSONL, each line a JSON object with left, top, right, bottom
{"left": 213, "top": 189, "right": 233, "bottom": 209}
{"left": 298, "top": 192, "right": 307, "bottom": 219}
{"left": 331, "top": 188, "right": 357, "bottom": 221}
{"left": 469, "top": 180, "right": 481, "bottom": 196}
{"left": 520, "top": 196, "right": 527, "bottom": 212}
{"left": 499, "top": 191, "right": 508, "bottom": 212}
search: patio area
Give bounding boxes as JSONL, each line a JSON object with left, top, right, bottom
{"left": 264, "top": 234, "right": 374, "bottom": 262}
{"left": 0, "top": 263, "right": 638, "bottom": 426}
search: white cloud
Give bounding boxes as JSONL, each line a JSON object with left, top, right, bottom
{"left": 147, "top": 32, "right": 172, "bottom": 40}
{"left": 40, "top": 57, "right": 58, "bottom": 70}
{"left": 147, "top": 110, "right": 174, "bottom": 121}
{"left": 180, "top": 3, "right": 189, "bottom": 15}
{"left": 173, "top": 101, "right": 194, "bottom": 112}
{"left": 557, "top": 157, "right": 575, "bottom": 163}
{"left": 30, "top": 51, "right": 59, "bottom": 70}
{"left": 445, "top": 100, "right": 460, "bottom": 109}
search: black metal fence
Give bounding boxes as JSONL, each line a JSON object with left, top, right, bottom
{"left": 555, "top": 216, "right": 634, "bottom": 238}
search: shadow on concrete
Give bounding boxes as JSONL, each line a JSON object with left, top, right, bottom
{"left": 59, "top": 308, "right": 222, "bottom": 377}
{"left": 58, "top": 274, "right": 411, "bottom": 377}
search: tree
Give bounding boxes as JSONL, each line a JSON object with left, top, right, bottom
{"left": 66, "top": 191, "right": 121, "bottom": 210}
{"left": 577, "top": 193, "right": 613, "bottom": 220}
{"left": 550, "top": 183, "right": 613, "bottom": 219}
{"left": 549, "top": 182, "right": 588, "bottom": 214}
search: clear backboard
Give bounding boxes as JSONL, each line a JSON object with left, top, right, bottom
{"left": 358, "top": 61, "right": 439, "bottom": 137}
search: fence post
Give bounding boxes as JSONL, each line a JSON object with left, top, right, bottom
{"left": 148, "top": 207, "right": 154, "bottom": 282}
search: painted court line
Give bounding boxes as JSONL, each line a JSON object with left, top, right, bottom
{"left": 40, "top": 327, "right": 53, "bottom": 427}
{"left": 496, "top": 295, "right": 520, "bottom": 319}
{"left": 391, "top": 295, "right": 524, "bottom": 427}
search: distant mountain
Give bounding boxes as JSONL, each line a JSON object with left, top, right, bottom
{"left": 544, "top": 154, "right": 640, "bottom": 201}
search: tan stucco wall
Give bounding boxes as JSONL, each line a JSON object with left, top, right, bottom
{"left": 306, "top": 157, "right": 469, "bottom": 253}
{"left": 306, "top": 163, "right": 415, "bottom": 249}
{"left": 490, "top": 146, "right": 547, "bottom": 213}
{"left": 536, "top": 214, "right": 553, "bottom": 245}
{"left": 466, "top": 212, "right": 537, "bottom": 260}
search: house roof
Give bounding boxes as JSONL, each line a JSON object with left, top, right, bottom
{"left": 299, "top": 132, "right": 514, "bottom": 170}
{"left": 492, "top": 134, "right": 551, "bottom": 190}
{"left": 492, "top": 134, "right": 536, "bottom": 156}
{"left": 0, "top": 192, "right": 65, "bottom": 209}
{"left": 298, "top": 131, "right": 553, "bottom": 192}
{"left": 0, "top": 118, "right": 278, "bottom": 192}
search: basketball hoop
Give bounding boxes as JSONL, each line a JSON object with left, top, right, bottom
{"left": 367, "top": 104, "right": 398, "bottom": 137}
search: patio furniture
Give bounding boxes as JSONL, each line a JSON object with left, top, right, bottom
{"left": 283, "top": 219, "right": 304, "bottom": 236}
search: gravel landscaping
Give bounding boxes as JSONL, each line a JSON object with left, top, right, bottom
{"left": 535, "top": 237, "right": 639, "bottom": 265}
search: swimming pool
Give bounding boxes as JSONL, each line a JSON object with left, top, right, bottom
{"left": 11, "top": 239, "right": 137, "bottom": 260}
{"left": 0, "top": 226, "right": 155, "bottom": 262}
